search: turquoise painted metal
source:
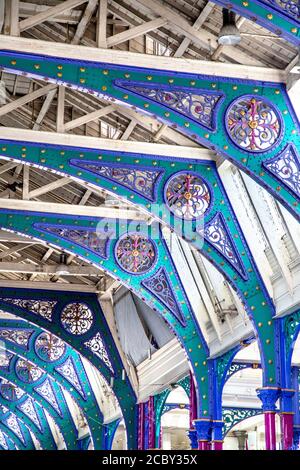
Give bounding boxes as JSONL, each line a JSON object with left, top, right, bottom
{"left": 0, "top": 141, "right": 280, "bottom": 390}
{"left": 154, "top": 377, "right": 190, "bottom": 447}
{"left": 0, "top": 318, "right": 104, "bottom": 449}
{"left": 283, "top": 310, "right": 300, "bottom": 355}
{"left": 0, "top": 291, "right": 137, "bottom": 448}
{"left": 0, "top": 430, "right": 18, "bottom": 450}
{"left": 0, "top": 354, "right": 79, "bottom": 449}
{"left": 0, "top": 39, "right": 297, "bottom": 431}
{"left": 0, "top": 420, "right": 32, "bottom": 450}
{"left": 222, "top": 406, "right": 263, "bottom": 436}
{"left": 0, "top": 388, "right": 55, "bottom": 450}
{"left": 0, "top": 213, "right": 210, "bottom": 418}
{"left": 0, "top": 50, "right": 299, "bottom": 223}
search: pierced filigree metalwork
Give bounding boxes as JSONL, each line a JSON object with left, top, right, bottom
{"left": 84, "top": 332, "right": 113, "bottom": 372}
{"left": 61, "top": 303, "right": 93, "bottom": 336}
{"left": 284, "top": 311, "right": 300, "bottom": 354}
{"left": 0, "top": 430, "right": 8, "bottom": 450}
{"left": 142, "top": 267, "right": 185, "bottom": 325}
{"left": 263, "top": 144, "right": 300, "bottom": 197}
{"left": 34, "top": 224, "right": 110, "bottom": 259}
{"left": 226, "top": 96, "right": 281, "bottom": 152}
{"left": 115, "top": 234, "right": 156, "bottom": 274}
{"left": 4, "top": 413, "right": 25, "bottom": 444}
{"left": 55, "top": 357, "right": 85, "bottom": 397}
{"left": 262, "top": 0, "right": 300, "bottom": 20}
{"left": 222, "top": 407, "right": 262, "bottom": 436}
{"left": 0, "top": 405, "right": 9, "bottom": 414}
{"left": 165, "top": 172, "right": 211, "bottom": 220}
{"left": 0, "top": 380, "right": 25, "bottom": 401}
{"left": 203, "top": 213, "right": 247, "bottom": 279}
{"left": 225, "top": 363, "right": 250, "bottom": 382}
{"left": 15, "top": 358, "right": 43, "bottom": 383}
{"left": 0, "top": 351, "right": 14, "bottom": 370}
{"left": 70, "top": 160, "right": 163, "bottom": 202}
{"left": 18, "top": 397, "right": 42, "bottom": 431}
{"left": 34, "top": 378, "right": 62, "bottom": 416}
{"left": 0, "top": 298, "right": 56, "bottom": 321}
{"left": 35, "top": 332, "right": 66, "bottom": 362}
{"left": 115, "top": 81, "right": 223, "bottom": 130}
{"left": 0, "top": 327, "right": 34, "bottom": 349}
{"left": 216, "top": 349, "right": 236, "bottom": 388}
{"left": 178, "top": 376, "right": 191, "bottom": 397}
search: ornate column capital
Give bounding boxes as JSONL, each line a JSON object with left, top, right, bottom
{"left": 193, "top": 419, "right": 212, "bottom": 442}
{"left": 256, "top": 387, "right": 280, "bottom": 412}
{"left": 187, "top": 429, "right": 198, "bottom": 449}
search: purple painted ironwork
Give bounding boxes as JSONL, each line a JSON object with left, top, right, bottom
{"left": 18, "top": 397, "right": 42, "bottom": 431}
{"left": 141, "top": 267, "right": 185, "bottom": 325}
{"left": 165, "top": 172, "right": 211, "bottom": 220}
{"left": 264, "top": 412, "right": 277, "bottom": 450}
{"left": 138, "top": 403, "right": 145, "bottom": 450}
{"left": 263, "top": 144, "right": 300, "bottom": 197}
{"left": 115, "top": 80, "right": 223, "bottom": 130}
{"left": 203, "top": 213, "right": 247, "bottom": 280}
{"left": 15, "top": 358, "right": 43, "bottom": 383}
{"left": 83, "top": 332, "right": 113, "bottom": 372}
{"left": 34, "top": 224, "right": 111, "bottom": 259}
{"left": 60, "top": 303, "right": 93, "bottom": 336}
{"left": 115, "top": 234, "right": 156, "bottom": 274}
{"left": 226, "top": 96, "right": 281, "bottom": 152}
{"left": 0, "top": 381, "right": 24, "bottom": 401}
{"left": 0, "top": 328, "right": 33, "bottom": 349}
{"left": 35, "top": 332, "right": 66, "bottom": 362}
{"left": 257, "top": 388, "right": 280, "bottom": 450}
{"left": 281, "top": 413, "right": 294, "bottom": 450}
{"left": 0, "top": 430, "right": 8, "bottom": 450}
{"left": 148, "top": 396, "right": 155, "bottom": 449}
{"left": 4, "top": 414, "right": 25, "bottom": 444}
{"left": 0, "top": 298, "right": 56, "bottom": 321}
{"left": 34, "top": 378, "right": 62, "bottom": 416}
{"left": 262, "top": 0, "right": 300, "bottom": 20}
{"left": 55, "top": 357, "right": 85, "bottom": 398}
{"left": 190, "top": 372, "right": 197, "bottom": 429}
{"left": 70, "top": 160, "right": 163, "bottom": 202}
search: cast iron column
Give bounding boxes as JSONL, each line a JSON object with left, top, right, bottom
{"left": 257, "top": 387, "right": 280, "bottom": 450}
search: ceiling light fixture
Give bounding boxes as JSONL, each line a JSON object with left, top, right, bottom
{"left": 218, "top": 9, "right": 241, "bottom": 46}
{"left": 55, "top": 253, "right": 70, "bottom": 275}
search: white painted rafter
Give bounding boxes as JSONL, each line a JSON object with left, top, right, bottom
{"left": 0, "top": 35, "right": 287, "bottom": 82}
{"left": 0, "top": 198, "right": 146, "bottom": 220}
{"left": 0, "top": 83, "right": 57, "bottom": 117}
{"left": 18, "top": 0, "right": 89, "bottom": 32}
{"left": 0, "top": 127, "right": 214, "bottom": 160}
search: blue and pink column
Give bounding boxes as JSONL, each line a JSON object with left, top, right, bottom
{"left": 257, "top": 387, "right": 280, "bottom": 450}
{"left": 194, "top": 419, "right": 212, "bottom": 450}
{"left": 138, "top": 397, "right": 156, "bottom": 450}
{"left": 280, "top": 388, "right": 295, "bottom": 450}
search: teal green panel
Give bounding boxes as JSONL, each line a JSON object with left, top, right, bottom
{"left": 0, "top": 51, "right": 298, "bottom": 221}
{"left": 0, "top": 318, "right": 104, "bottom": 449}
{"left": 0, "top": 138, "right": 279, "bottom": 386}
